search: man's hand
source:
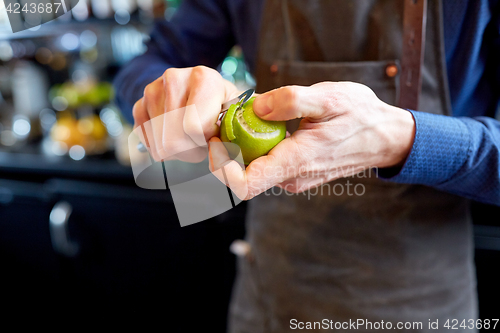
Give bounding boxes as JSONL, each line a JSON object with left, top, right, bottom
{"left": 132, "top": 66, "right": 239, "bottom": 162}
{"left": 208, "top": 81, "right": 416, "bottom": 199}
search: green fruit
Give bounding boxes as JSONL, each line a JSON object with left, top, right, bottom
{"left": 220, "top": 97, "right": 286, "bottom": 164}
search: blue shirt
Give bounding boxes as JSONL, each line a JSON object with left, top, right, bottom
{"left": 114, "top": 0, "right": 500, "bottom": 205}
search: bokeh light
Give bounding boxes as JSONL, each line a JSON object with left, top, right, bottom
{"left": 69, "top": 145, "right": 86, "bottom": 161}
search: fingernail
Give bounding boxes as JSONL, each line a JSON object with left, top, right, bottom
{"left": 254, "top": 94, "right": 274, "bottom": 116}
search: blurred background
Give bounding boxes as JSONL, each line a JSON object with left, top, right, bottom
{"left": 0, "top": 0, "right": 498, "bottom": 329}
{"left": 0, "top": 0, "right": 254, "bottom": 162}
{"left": 0, "top": 0, "right": 250, "bottom": 328}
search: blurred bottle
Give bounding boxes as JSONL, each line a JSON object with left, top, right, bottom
{"left": 220, "top": 46, "right": 255, "bottom": 90}
{"left": 91, "top": 0, "right": 113, "bottom": 19}
{"left": 12, "top": 61, "right": 49, "bottom": 118}
{"left": 71, "top": 0, "right": 90, "bottom": 21}
{"left": 111, "top": 0, "right": 137, "bottom": 14}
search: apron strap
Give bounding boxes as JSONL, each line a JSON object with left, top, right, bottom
{"left": 398, "top": 0, "right": 428, "bottom": 110}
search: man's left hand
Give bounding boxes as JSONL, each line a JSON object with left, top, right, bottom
{"left": 208, "top": 81, "right": 416, "bottom": 200}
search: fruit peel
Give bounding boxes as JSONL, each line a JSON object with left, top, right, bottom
{"left": 223, "top": 103, "right": 238, "bottom": 141}
{"left": 220, "top": 97, "right": 286, "bottom": 164}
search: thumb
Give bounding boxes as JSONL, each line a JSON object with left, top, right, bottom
{"left": 252, "top": 85, "right": 328, "bottom": 121}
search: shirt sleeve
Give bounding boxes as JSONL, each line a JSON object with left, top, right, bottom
{"left": 382, "top": 110, "right": 500, "bottom": 206}
{"left": 113, "top": 0, "right": 235, "bottom": 124}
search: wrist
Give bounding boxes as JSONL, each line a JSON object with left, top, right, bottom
{"left": 379, "top": 111, "right": 471, "bottom": 185}
{"left": 378, "top": 104, "right": 416, "bottom": 168}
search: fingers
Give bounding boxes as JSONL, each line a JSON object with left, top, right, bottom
{"left": 186, "top": 66, "right": 228, "bottom": 141}
{"left": 132, "top": 98, "right": 149, "bottom": 129}
{"left": 160, "top": 104, "right": 207, "bottom": 163}
{"left": 208, "top": 136, "right": 305, "bottom": 200}
{"left": 133, "top": 97, "right": 162, "bottom": 161}
{"left": 252, "top": 83, "right": 339, "bottom": 122}
{"left": 133, "top": 66, "right": 237, "bottom": 163}
{"left": 163, "top": 68, "right": 190, "bottom": 113}
{"left": 208, "top": 137, "right": 248, "bottom": 200}
{"left": 209, "top": 133, "right": 338, "bottom": 199}
{"left": 159, "top": 67, "right": 227, "bottom": 162}
{"left": 158, "top": 68, "right": 194, "bottom": 161}
{"left": 245, "top": 138, "right": 301, "bottom": 195}
{"left": 139, "top": 78, "right": 166, "bottom": 161}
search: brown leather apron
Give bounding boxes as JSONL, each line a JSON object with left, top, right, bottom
{"left": 228, "top": 1, "right": 477, "bottom": 332}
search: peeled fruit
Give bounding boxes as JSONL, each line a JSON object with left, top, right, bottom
{"left": 220, "top": 97, "right": 286, "bottom": 164}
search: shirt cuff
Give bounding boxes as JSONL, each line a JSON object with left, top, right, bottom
{"left": 379, "top": 110, "right": 471, "bottom": 185}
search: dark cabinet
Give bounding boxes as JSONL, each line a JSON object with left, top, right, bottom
{"left": 0, "top": 162, "right": 246, "bottom": 328}
{"left": 1, "top": 152, "right": 499, "bottom": 329}
{"left": 0, "top": 179, "right": 60, "bottom": 308}
{"left": 471, "top": 202, "right": 500, "bottom": 327}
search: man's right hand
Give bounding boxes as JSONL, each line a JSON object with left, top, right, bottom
{"left": 132, "top": 66, "right": 239, "bottom": 162}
